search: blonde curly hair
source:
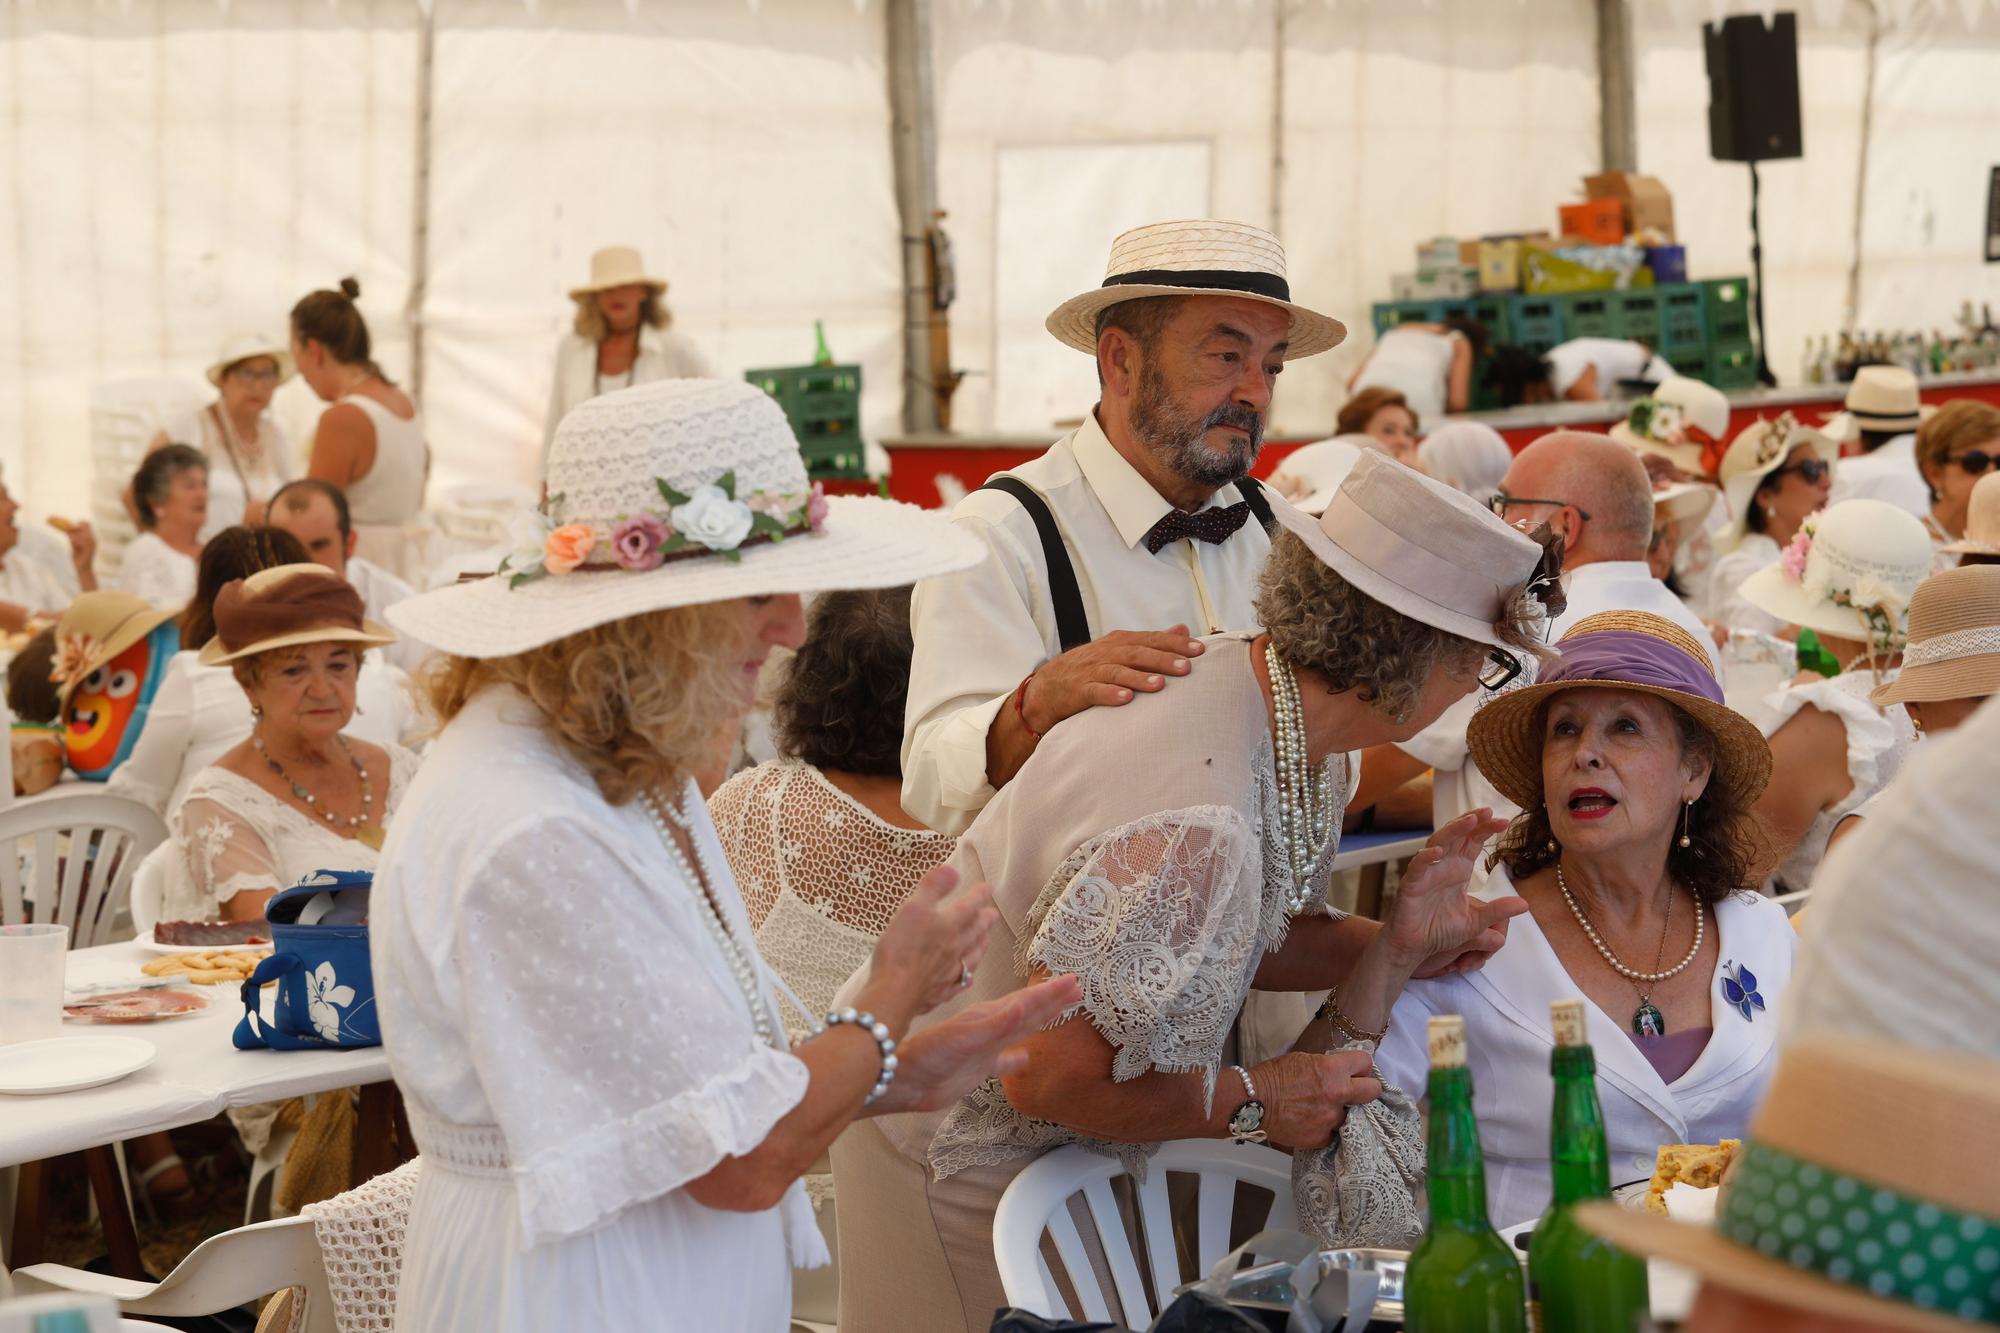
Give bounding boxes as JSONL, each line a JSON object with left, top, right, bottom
{"left": 421, "top": 601, "right": 744, "bottom": 805}
{"left": 1256, "top": 528, "right": 1486, "bottom": 720}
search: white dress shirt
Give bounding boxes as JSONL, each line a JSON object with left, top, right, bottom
{"left": 901, "top": 411, "right": 1271, "bottom": 837}
{"left": 1400, "top": 560, "right": 1721, "bottom": 826}
{"left": 1378, "top": 871, "right": 1797, "bottom": 1227}
{"left": 0, "top": 545, "right": 75, "bottom": 615}
{"left": 1828, "top": 434, "right": 1930, "bottom": 518}
{"left": 346, "top": 556, "right": 426, "bottom": 677}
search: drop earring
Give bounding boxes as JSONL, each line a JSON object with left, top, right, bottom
{"left": 1678, "top": 798, "right": 1693, "bottom": 849}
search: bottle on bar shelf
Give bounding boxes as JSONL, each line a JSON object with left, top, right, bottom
{"left": 1526, "top": 1000, "right": 1649, "bottom": 1333}
{"left": 1404, "top": 1015, "right": 1527, "bottom": 1333}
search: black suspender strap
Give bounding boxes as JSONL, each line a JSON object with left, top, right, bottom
{"left": 977, "top": 477, "right": 1093, "bottom": 653}
{"left": 1234, "top": 474, "right": 1275, "bottom": 534}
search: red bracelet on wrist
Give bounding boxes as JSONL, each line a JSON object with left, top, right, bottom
{"left": 1013, "top": 673, "right": 1044, "bottom": 742}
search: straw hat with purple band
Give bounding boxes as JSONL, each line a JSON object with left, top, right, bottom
{"left": 198, "top": 564, "right": 397, "bottom": 666}
{"left": 1268, "top": 449, "right": 1558, "bottom": 651}
{"left": 1045, "top": 219, "right": 1345, "bottom": 360}
{"left": 1581, "top": 1035, "right": 2000, "bottom": 1333}
{"left": 1871, "top": 565, "right": 2000, "bottom": 708}
{"left": 1822, "top": 364, "right": 1934, "bottom": 442}
{"left": 1466, "top": 610, "right": 1773, "bottom": 811}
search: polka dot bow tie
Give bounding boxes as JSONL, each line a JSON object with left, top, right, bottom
{"left": 1142, "top": 500, "right": 1252, "bottom": 554}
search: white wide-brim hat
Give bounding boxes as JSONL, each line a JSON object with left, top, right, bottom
{"left": 1653, "top": 479, "right": 1717, "bottom": 530}
{"left": 569, "top": 244, "right": 667, "bottom": 300}
{"left": 1607, "top": 375, "right": 1731, "bottom": 477}
{"left": 389, "top": 379, "right": 984, "bottom": 659}
{"left": 1045, "top": 219, "right": 1345, "bottom": 361}
{"left": 1718, "top": 413, "right": 1839, "bottom": 548}
{"left": 206, "top": 333, "right": 296, "bottom": 389}
{"left": 1268, "top": 449, "right": 1553, "bottom": 652}
{"left": 1738, "top": 498, "right": 1933, "bottom": 648}
{"left": 1820, "top": 364, "right": 1931, "bottom": 441}
{"left": 1268, "top": 435, "right": 1367, "bottom": 515}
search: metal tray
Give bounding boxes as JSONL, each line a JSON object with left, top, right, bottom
{"left": 1196, "top": 1247, "right": 1410, "bottom": 1325}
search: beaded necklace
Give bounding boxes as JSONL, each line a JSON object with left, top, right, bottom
{"left": 1265, "top": 640, "right": 1337, "bottom": 914}
{"left": 640, "top": 787, "right": 775, "bottom": 1047}
{"left": 253, "top": 729, "right": 380, "bottom": 849}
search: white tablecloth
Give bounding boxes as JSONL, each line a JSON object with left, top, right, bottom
{"left": 0, "top": 942, "right": 391, "bottom": 1168}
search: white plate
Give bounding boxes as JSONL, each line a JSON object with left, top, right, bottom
{"left": 136, "top": 928, "right": 270, "bottom": 955}
{"left": 0, "top": 1035, "right": 156, "bottom": 1095}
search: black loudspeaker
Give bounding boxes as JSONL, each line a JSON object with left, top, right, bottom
{"left": 1704, "top": 13, "right": 1804, "bottom": 162}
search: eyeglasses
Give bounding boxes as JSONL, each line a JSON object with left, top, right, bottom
{"left": 228, "top": 366, "right": 282, "bottom": 384}
{"left": 1769, "top": 458, "right": 1831, "bottom": 485}
{"left": 1951, "top": 448, "right": 2000, "bottom": 477}
{"left": 1489, "top": 494, "right": 1593, "bottom": 522}
{"left": 1478, "top": 648, "right": 1523, "bottom": 692}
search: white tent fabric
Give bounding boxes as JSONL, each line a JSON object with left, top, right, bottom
{"left": 4, "top": 0, "right": 1999, "bottom": 528}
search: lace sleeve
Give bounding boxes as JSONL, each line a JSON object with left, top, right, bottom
{"left": 1023, "top": 805, "right": 1263, "bottom": 1108}
{"left": 171, "top": 792, "right": 282, "bottom": 915}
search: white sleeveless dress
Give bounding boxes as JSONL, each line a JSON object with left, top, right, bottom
{"left": 1761, "top": 669, "right": 1916, "bottom": 889}
{"left": 333, "top": 394, "right": 429, "bottom": 581}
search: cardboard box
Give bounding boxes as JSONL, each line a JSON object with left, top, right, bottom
{"left": 1415, "top": 236, "right": 1462, "bottom": 274}
{"left": 1583, "top": 171, "right": 1675, "bottom": 242}
{"left": 1459, "top": 238, "right": 1483, "bottom": 266}
{"left": 1559, "top": 199, "right": 1625, "bottom": 247}
{"left": 1478, "top": 238, "right": 1523, "bottom": 291}
{"left": 1391, "top": 268, "right": 1477, "bottom": 301}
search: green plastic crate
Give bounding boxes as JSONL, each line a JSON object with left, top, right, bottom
{"left": 1507, "top": 294, "right": 1566, "bottom": 356}
{"left": 796, "top": 424, "right": 868, "bottom": 481}
{"left": 1671, "top": 349, "right": 1711, "bottom": 383}
{"left": 1710, "top": 340, "right": 1759, "bottom": 389}
{"left": 1459, "top": 296, "right": 1514, "bottom": 347}
{"left": 1565, "top": 292, "right": 1616, "bottom": 339}
{"left": 1659, "top": 285, "right": 1707, "bottom": 355}
{"left": 1611, "top": 289, "right": 1664, "bottom": 347}
{"left": 1702, "top": 278, "right": 1752, "bottom": 346}
{"left": 1371, "top": 301, "right": 1446, "bottom": 336}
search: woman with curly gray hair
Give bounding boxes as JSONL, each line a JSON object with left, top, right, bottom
{"left": 834, "top": 450, "right": 1565, "bottom": 1331}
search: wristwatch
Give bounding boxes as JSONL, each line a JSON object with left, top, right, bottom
{"left": 1227, "top": 1065, "right": 1267, "bottom": 1144}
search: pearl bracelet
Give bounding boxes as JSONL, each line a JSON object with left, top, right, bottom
{"left": 824, "top": 1008, "right": 899, "bottom": 1105}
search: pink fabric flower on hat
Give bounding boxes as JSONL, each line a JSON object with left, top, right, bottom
{"left": 1779, "top": 523, "right": 1814, "bottom": 582}
{"left": 806, "top": 482, "right": 829, "bottom": 533}
{"left": 543, "top": 524, "right": 598, "bottom": 576}
{"left": 610, "top": 514, "right": 670, "bottom": 572}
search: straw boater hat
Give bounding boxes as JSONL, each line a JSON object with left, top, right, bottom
{"left": 205, "top": 332, "right": 295, "bottom": 389}
{"left": 1609, "top": 375, "right": 1732, "bottom": 478}
{"left": 1268, "top": 449, "right": 1558, "bottom": 652}
{"left": 1821, "top": 364, "right": 1934, "bottom": 443}
{"left": 1045, "top": 219, "right": 1345, "bottom": 360}
{"left": 1466, "top": 610, "right": 1772, "bottom": 811}
{"left": 569, "top": 245, "right": 667, "bottom": 301}
{"left": 1942, "top": 471, "right": 2000, "bottom": 557}
{"left": 1738, "top": 499, "right": 1933, "bottom": 652}
{"left": 198, "top": 564, "right": 397, "bottom": 666}
{"left": 1581, "top": 1035, "right": 2000, "bottom": 1333}
{"left": 389, "top": 378, "right": 984, "bottom": 658}
{"left": 1716, "top": 412, "right": 1839, "bottom": 549}
{"left": 1870, "top": 565, "right": 2000, "bottom": 708}
{"left": 48, "top": 592, "right": 180, "bottom": 709}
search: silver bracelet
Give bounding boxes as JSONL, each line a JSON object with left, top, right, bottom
{"left": 824, "top": 1008, "right": 898, "bottom": 1105}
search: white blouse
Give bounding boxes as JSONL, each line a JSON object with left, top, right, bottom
{"left": 115, "top": 532, "right": 198, "bottom": 613}
{"left": 541, "top": 328, "right": 713, "bottom": 472}
{"left": 1377, "top": 870, "right": 1798, "bottom": 1228}
{"left": 1708, "top": 533, "right": 1786, "bottom": 637}
{"left": 161, "top": 404, "right": 293, "bottom": 543}
{"left": 1760, "top": 669, "right": 1915, "bottom": 890}
{"left": 163, "top": 743, "right": 420, "bottom": 923}
{"left": 372, "top": 686, "right": 821, "bottom": 1332}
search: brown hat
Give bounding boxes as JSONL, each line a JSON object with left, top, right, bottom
{"left": 198, "top": 563, "right": 396, "bottom": 666}
{"left": 1580, "top": 1035, "right": 2000, "bottom": 1332}
{"left": 1871, "top": 565, "right": 2000, "bottom": 708}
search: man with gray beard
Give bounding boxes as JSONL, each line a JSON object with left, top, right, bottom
{"left": 902, "top": 219, "right": 1348, "bottom": 839}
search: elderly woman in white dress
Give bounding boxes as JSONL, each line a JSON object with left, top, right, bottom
{"left": 148, "top": 334, "right": 295, "bottom": 540}
{"left": 116, "top": 444, "right": 208, "bottom": 613}
{"left": 541, "top": 245, "right": 712, "bottom": 470}
{"left": 370, "top": 379, "right": 1078, "bottom": 1333}
{"left": 1737, "top": 499, "right": 1930, "bottom": 890}
{"left": 1707, "top": 414, "right": 1836, "bottom": 637}
{"left": 162, "top": 562, "right": 417, "bottom": 925}
{"left": 1360, "top": 611, "right": 1794, "bottom": 1229}
{"left": 836, "top": 452, "right": 1562, "bottom": 1332}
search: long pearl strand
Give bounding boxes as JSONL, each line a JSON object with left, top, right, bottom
{"left": 1266, "top": 641, "right": 1335, "bottom": 914}
{"left": 1556, "top": 862, "right": 1703, "bottom": 983}
{"left": 641, "top": 787, "right": 775, "bottom": 1047}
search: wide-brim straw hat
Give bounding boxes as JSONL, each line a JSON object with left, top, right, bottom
{"left": 569, "top": 245, "right": 667, "bottom": 301}
{"left": 1466, "top": 610, "right": 1773, "bottom": 811}
{"left": 1268, "top": 449, "right": 1555, "bottom": 652}
{"left": 198, "top": 563, "right": 397, "bottom": 666}
{"left": 50, "top": 593, "right": 181, "bottom": 709}
{"left": 1820, "top": 364, "right": 1932, "bottom": 441}
{"left": 1871, "top": 564, "right": 2000, "bottom": 707}
{"left": 1942, "top": 471, "right": 2000, "bottom": 557}
{"left": 1608, "top": 375, "right": 1732, "bottom": 478}
{"left": 389, "top": 378, "right": 984, "bottom": 659}
{"left": 205, "top": 333, "right": 296, "bottom": 389}
{"left": 1738, "top": 498, "right": 1933, "bottom": 649}
{"left": 1718, "top": 413, "right": 1839, "bottom": 549}
{"left": 1045, "top": 219, "right": 1345, "bottom": 361}
{"left": 1580, "top": 1035, "right": 2000, "bottom": 1333}
{"left": 1654, "top": 479, "right": 1718, "bottom": 530}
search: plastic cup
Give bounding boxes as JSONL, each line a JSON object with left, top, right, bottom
{"left": 0, "top": 923, "right": 69, "bottom": 1044}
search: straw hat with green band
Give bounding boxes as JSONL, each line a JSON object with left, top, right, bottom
{"left": 48, "top": 592, "right": 180, "bottom": 709}
{"left": 197, "top": 564, "right": 396, "bottom": 667}
{"left": 1581, "top": 1035, "right": 2000, "bottom": 1332}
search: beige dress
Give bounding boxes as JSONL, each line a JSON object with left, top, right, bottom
{"left": 836, "top": 634, "right": 1351, "bottom": 1331}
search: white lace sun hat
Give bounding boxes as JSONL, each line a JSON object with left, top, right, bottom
{"left": 387, "top": 379, "right": 985, "bottom": 658}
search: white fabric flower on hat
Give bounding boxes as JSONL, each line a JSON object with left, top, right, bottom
{"left": 503, "top": 506, "right": 555, "bottom": 578}
{"left": 1843, "top": 574, "right": 1904, "bottom": 618}
{"left": 672, "top": 484, "right": 755, "bottom": 553}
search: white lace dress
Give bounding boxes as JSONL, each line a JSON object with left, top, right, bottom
{"left": 1762, "top": 669, "right": 1916, "bottom": 890}
{"left": 163, "top": 744, "right": 420, "bottom": 922}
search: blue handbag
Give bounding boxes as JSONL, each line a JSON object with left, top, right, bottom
{"left": 233, "top": 870, "right": 380, "bottom": 1052}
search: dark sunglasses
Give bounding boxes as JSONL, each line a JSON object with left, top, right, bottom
{"left": 1952, "top": 449, "right": 2000, "bottom": 477}
{"left": 1489, "top": 494, "right": 1594, "bottom": 522}
{"left": 1478, "top": 648, "right": 1523, "bottom": 692}
{"left": 1769, "top": 458, "right": 1831, "bottom": 485}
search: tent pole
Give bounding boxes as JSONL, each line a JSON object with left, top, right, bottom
{"left": 406, "top": 2, "right": 436, "bottom": 402}
{"left": 1270, "top": 0, "right": 1287, "bottom": 238}
{"left": 1596, "top": 0, "right": 1637, "bottom": 172}
{"left": 886, "top": 0, "right": 941, "bottom": 434}
{"left": 1844, "top": 0, "right": 1880, "bottom": 331}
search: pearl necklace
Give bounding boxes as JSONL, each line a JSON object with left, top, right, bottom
{"left": 1555, "top": 863, "right": 1704, "bottom": 984}
{"left": 641, "top": 787, "right": 775, "bottom": 1047}
{"left": 1265, "top": 641, "right": 1336, "bottom": 914}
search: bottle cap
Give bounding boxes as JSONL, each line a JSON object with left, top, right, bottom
{"left": 1551, "top": 998, "right": 1588, "bottom": 1048}
{"left": 1428, "top": 1014, "right": 1467, "bottom": 1067}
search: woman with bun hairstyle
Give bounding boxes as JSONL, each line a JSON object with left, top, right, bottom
{"left": 291, "top": 278, "right": 430, "bottom": 579}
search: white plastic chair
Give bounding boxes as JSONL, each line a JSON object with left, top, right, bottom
{"left": 11, "top": 1214, "right": 334, "bottom": 1333}
{"left": 0, "top": 792, "right": 169, "bottom": 947}
{"left": 992, "top": 1139, "right": 1297, "bottom": 1324}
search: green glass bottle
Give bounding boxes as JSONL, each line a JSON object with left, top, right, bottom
{"left": 812, "top": 319, "right": 834, "bottom": 368}
{"left": 1405, "top": 1015, "right": 1526, "bottom": 1333}
{"left": 1527, "top": 1001, "right": 1649, "bottom": 1333}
